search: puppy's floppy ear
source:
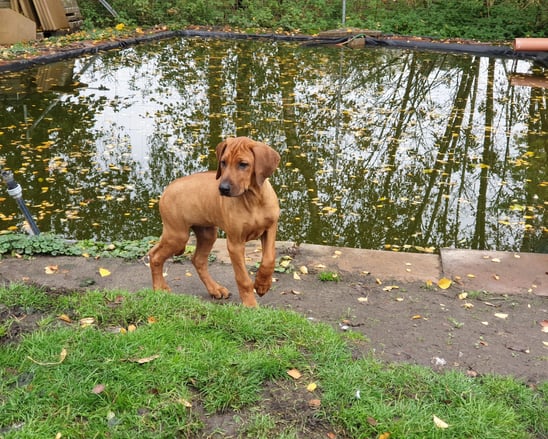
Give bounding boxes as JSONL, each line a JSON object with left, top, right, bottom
{"left": 252, "top": 141, "right": 280, "bottom": 186}
{"left": 215, "top": 140, "right": 228, "bottom": 179}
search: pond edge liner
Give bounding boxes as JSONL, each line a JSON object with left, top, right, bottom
{"left": 1, "top": 29, "right": 547, "bottom": 73}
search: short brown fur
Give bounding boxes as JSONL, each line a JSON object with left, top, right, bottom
{"left": 148, "top": 137, "right": 280, "bottom": 307}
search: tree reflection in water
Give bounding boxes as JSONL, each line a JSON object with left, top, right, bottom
{"left": 0, "top": 37, "right": 546, "bottom": 252}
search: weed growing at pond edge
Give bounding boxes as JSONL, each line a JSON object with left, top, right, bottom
{"left": 0, "top": 233, "right": 155, "bottom": 259}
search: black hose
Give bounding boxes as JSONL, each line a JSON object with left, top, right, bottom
{"left": 1, "top": 170, "right": 40, "bottom": 235}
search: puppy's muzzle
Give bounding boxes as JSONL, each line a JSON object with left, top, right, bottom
{"left": 219, "top": 181, "right": 232, "bottom": 197}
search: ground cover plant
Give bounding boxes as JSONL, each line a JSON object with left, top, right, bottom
{"left": 0, "top": 283, "right": 546, "bottom": 438}
{"left": 75, "top": 0, "right": 547, "bottom": 40}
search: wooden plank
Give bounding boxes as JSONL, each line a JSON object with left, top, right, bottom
{"left": 9, "top": 0, "right": 20, "bottom": 13}
{"left": 33, "top": 0, "right": 69, "bottom": 30}
{"left": 19, "top": 0, "right": 38, "bottom": 22}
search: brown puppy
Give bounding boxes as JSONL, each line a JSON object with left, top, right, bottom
{"left": 148, "top": 137, "right": 280, "bottom": 307}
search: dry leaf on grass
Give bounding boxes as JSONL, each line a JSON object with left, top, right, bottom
{"left": 58, "top": 314, "right": 72, "bottom": 323}
{"left": 433, "top": 415, "right": 450, "bottom": 429}
{"left": 308, "top": 398, "right": 321, "bottom": 408}
{"left": 92, "top": 384, "right": 106, "bottom": 394}
{"left": 287, "top": 368, "right": 302, "bottom": 379}
{"left": 127, "top": 354, "right": 160, "bottom": 364}
{"left": 28, "top": 347, "right": 67, "bottom": 366}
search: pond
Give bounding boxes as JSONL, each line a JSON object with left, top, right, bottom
{"left": 0, "top": 36, "right": 546, "bottom": 253}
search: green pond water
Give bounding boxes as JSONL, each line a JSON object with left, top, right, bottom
{"left": 0, "top": 37, "right": 546, "bottom": 252}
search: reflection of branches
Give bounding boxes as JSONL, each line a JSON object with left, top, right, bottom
{"left": 1, "top": 38, "right": 544, "bottom": 251}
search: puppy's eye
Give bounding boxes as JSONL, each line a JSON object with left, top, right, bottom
{"left": 220, "top": 160, "right": 227, "bottom": 168}
{"left": 238, "top": 162, "right": 249, "bottom": 170}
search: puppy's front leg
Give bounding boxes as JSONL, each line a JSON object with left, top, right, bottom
{"left": 226, "top": 237, "right": 257, "bottom": 307}
{"left": 254, "top": 224, "right": 277, "bottom": 296}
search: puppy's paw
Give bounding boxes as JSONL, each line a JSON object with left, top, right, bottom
{"left": 208, "top": 284, "right": 230, "bottom": 300}
{"left": 254, "top": 277, "right": 272, "bottom": 296}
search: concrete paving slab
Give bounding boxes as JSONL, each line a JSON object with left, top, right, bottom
{"left": 440, "top": 249, "right": 548, "bottom": 296}
{"left": 209, "top": 240, "right": 443, "bottom": 283}
{"left": 294, "top": 243, "right": 442, "bottom": 283}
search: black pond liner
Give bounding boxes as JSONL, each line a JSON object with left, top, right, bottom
{"left": 1, "top": 28, "right": 547, "bottom": 73}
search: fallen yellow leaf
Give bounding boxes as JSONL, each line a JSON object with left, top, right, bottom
{"left": 433, "top": 415, "right": 450, "bottom": 429}
{"left": 437, "top": 278, "right": 452, "bottom": 289}
{"left": 99, "top": 268, "right": 111, "bottom": 277}
{"left": 307, "top": 382, "right": 317, "bottom": 392}
{"left": 58, "top": 314, "right": 72, "bottom": 323}
{"left": 179, "top": 398, "right": 192, "bottom": 408}
{"left": 79, "top": 317, "right": 95, "bottom": 327}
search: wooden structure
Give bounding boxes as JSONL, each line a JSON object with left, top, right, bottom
{"left": 0, "top": 0, "right": 82, "bottom": 44}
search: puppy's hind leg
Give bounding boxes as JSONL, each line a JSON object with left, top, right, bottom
{"left": 148, "top": 233, "right": 188, "bottom": 291}
{"left": 191, "top": 226, "right": 230, "bottom": 300}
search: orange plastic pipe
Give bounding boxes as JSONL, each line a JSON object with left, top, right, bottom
{"left": 513, "top": 38, "right": 548, "bottom": 52}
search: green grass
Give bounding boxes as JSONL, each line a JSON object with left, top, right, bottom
{"left": 0, "top": 284, "right": 546, "bottom": 438}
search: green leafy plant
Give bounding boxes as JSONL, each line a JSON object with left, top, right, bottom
{"left": 318, "top": 270, "right": 339, "bottom": 282}
{"left": 0, "top": 233, "right": 156, "bottom": 259}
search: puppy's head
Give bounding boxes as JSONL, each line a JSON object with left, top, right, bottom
{"left": 215, "top": 137, "right": 280, "bottom": 197}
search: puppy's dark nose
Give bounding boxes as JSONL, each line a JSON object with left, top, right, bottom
{"left": 219, "top": 182, "right": 231, "bottom": 196}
